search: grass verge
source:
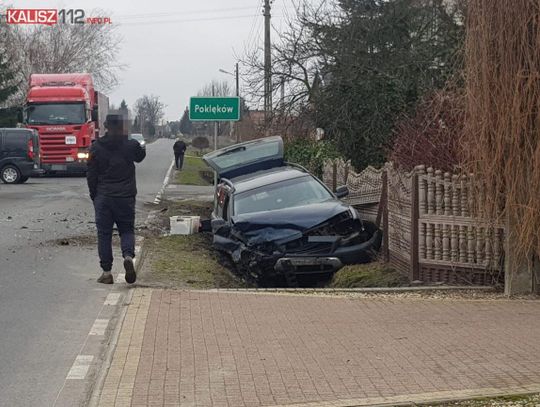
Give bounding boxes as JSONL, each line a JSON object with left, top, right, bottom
{"left": 329, "top": 262, "right": 409, "bottom": 288}
{"left": 139, "top": 233, "right": 240, "bottom": 289}
{"left": 138, "top": 199, "right": 242, "bottom": 289}
{"left": 173, "top": 156, "right": 212, "bottom": 186}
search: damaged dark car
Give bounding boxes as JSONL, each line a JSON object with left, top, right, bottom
{"left": 203, "top": 136, "right": 382, "bottom": 286}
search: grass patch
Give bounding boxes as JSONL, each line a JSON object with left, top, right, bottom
{"left": 173, "top": 156, "right": 212, "bottom": 186}
{"left": 139, "top": 198, "right": 242, "bottom": 289}
{"left": 329, "top": 262, "right": 408, "bottom": 288}
{"left": 139, "top": 233, "right": 240, "bottom": 289}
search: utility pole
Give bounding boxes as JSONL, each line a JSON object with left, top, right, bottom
{"left": 235, "top": 63, "right": 240, "bottom": 143}
{"left": 235, "top": 63, "right": 239, "bottom": 97}
{"left": 212, "top": 82, "right": 218, "bottom": 151}
{"left": 263, "top": 0, "right": 272, "bottom": 127}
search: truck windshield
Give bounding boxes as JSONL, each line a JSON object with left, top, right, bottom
{"left": 27, "top": 103, "right": 86, "bottom": 125}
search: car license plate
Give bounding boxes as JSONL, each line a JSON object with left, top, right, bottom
{"left": 51, "top": 165, "right": 67, "bottom": 171}
{"left": 65, "top": 136, "right": 76, "bottom": 145}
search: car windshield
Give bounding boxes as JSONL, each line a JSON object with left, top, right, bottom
{"left": 27, "top": 103, "right": 86, "bottom": 125}
{"left": 234, "top": 176, "right": 333, "bottom": 215}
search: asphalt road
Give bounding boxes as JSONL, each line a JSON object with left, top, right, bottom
{"left": 0, "top": 138, "right": 174, "bottom": 406}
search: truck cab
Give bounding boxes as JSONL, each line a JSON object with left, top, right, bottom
{"left": 24, "top": 73, "right": 108, "bottom": 173}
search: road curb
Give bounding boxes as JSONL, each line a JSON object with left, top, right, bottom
{"left": 86, "top": 288, "right": 134, "bottom": 407}
{"left": 202, "top": 285, "right": 496, "bottom": 293}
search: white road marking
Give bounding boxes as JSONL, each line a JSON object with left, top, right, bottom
{"left": 89, "top": 319, "right": 109, "bottom": 336}
{"left": 104, "top": 292, "right": 121, "bottom": 306}
{"left": 153, "top": 160, "right": 175, "bottom": 204}
{"left": 66, "top": 355, "right": 94, "bottom": 380}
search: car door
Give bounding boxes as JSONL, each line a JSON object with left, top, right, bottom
{"left": 203, "top": 136, "right": 284, "bottom": 180}
{"left": 0, "top": 130, "right": 4, "bottom": 164}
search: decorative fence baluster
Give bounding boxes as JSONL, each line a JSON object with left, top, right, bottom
{"left": 451, "top": 225, "right": 458, "bottom": 261}
{"left": 467, "top": 226, "right": 475, "bottom": 263}
{"left": 435, "top": 170, "right": 443, "bottom": 215}
{"left": 484, "top": 227, "right": 492, "bottom": 267}
{"left": 461, "top": 174, "right": 468, "bottom": 217}
{"left": 442, "top": 224, "right": 450, "bottom": 261}
{"left": 418, "top": 165, "right": 426, "bottom": 215}
{"left": 452, "top": 174, "right": 460, "bottom": 216}
{"left": 444, "top": 173, "right": 451, "bottom": 216}
{"left": 420, "top": 223, "right": 426, "bottom": 260}
{"left": 426, "top": 223, "right": 433, "bottom": 259}
{"left": 427, "top": 167, "right": 434, "bottom": 215}
{"left": 435, "top": 224, "right": 442, "bottom": 260}
{"left": 459, "top": 225, "right": 467, "bottom": 263}
{"left": 476, "top": 227, "right": 484, "bottom": 265}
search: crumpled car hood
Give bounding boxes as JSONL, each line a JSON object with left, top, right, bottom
{"left": 230, "top": 201, "right": 352, "bottom": 245}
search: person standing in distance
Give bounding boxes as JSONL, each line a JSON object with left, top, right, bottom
{"left": 173, "top": 137, "right": 187, "bottom": 170}
{"left": 87, "top": 114, "right": 146, "bottom": 284}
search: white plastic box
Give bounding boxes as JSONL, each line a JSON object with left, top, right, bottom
{"left": 169, "top": 215, "right": 201, "bottom": 235}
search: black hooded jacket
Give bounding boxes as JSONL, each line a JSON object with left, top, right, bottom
{"left": 87, "top": 134, "right": 146, "bottom": 200}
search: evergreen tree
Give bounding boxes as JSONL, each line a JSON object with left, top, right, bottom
{"left": 312, "top": 0, "right": 464, "bottom": 169}
{"left": 179, "top": 107, "right": 193, "bottom": 135}
{"left": 0, "top": 52, "right": 20, "bottom": 126}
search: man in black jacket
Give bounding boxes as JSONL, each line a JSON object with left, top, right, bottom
{"left": 87, "top": 114, "right": 146, "bottom": 284}
{"left": 173, "top": 138, "right": 187, "bottom": 170}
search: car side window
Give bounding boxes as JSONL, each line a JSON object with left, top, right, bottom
{"left": 4, "top": 132, "right": 25, "bottom": 152}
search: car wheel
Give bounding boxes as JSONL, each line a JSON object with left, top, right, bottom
{"left": 18, "top": 176, "right": 29, "bottom": 184}
{"left": 1, "top": 165, "right": 21, "bottom": 184}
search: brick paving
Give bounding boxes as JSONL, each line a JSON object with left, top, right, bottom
{"left": 96, "top": 289, "right": 540, "bottom": 406}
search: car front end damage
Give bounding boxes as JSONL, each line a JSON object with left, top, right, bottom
{"left": 213, "top": 204, "right": 382, "bottom": 283}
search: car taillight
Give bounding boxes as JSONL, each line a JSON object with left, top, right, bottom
{"left": 28, "top": 139, "right": 34, "bottom": 160}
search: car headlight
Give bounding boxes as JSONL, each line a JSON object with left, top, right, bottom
{"left": 77, "top": 152, "right": 89, "bottom": 159}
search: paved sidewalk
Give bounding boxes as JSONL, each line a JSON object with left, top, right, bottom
{"left": 95, "top": 290, "right": 540, "bottom": 407}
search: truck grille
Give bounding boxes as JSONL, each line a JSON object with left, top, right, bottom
{"left": 40, "top": 134, "right": 76, "bottom": 164}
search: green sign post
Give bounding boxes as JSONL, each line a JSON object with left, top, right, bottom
{"left": 189, "top": 97, "right": 240, "bottom": 121}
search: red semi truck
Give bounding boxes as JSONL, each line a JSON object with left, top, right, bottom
{"left": 24, "top": 73, "right": 109, "bottom": 173}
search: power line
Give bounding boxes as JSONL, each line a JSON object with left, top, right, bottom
{"left": 119, "top": 13, "right": 273, "bottom": 27}
{"left": 115, "top": 6, "right": 260, "bottom": 20}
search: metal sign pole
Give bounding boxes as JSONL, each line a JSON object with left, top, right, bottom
{"left": 214, "top": 121, "right": 218, "bottom": 186}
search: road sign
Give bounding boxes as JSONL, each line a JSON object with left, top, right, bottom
{"left": 189, "top": 97, "right": 240, "bottom": 121}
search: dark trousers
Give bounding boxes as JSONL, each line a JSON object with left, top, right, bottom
{"left": 174, "top": 152, "right": 185, "bottom": 169}
{"left": 93, "top": 195, "right": 136, "bottom": 272}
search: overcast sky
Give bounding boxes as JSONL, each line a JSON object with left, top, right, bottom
{"left": 10, "top": 0, "right": 295, "bottom": 120}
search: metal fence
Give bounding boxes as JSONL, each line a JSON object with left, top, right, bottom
{"left": 323, "top": 160, "right": 505, "bottom": 285}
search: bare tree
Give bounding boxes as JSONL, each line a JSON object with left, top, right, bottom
{"left": 197, "top": 80, "right": 233, "bottom": 97}
{"left": 239, "top": 0, "right": 330, "bottom": 136}
{"left": 0, "top": 12, "right": 123, "bottom": 105}
{"left": 134, "top": 95, "right": 165, "bottom": 136}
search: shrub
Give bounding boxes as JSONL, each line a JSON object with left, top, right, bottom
{"left": 192, "top": 136, "right": 210, "bottom": 152}
{"left": 389, "top": 88, "right": 465, "bottom": 172}
{"left": 284, "top": 138, "right": 338, "bottom": 178}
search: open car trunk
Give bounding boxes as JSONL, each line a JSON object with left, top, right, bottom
{"left": 203, "top": 136, "right": 284, "bottom": 180}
